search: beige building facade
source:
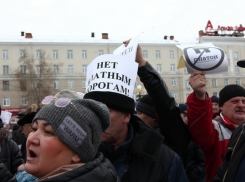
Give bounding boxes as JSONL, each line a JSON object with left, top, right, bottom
{"left": 1, "top": 34, "right": 245, "bottom": 114}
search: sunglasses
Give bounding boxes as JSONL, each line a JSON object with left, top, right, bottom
{"left": 41, "top": 96, "right": 94, "bottom": 144}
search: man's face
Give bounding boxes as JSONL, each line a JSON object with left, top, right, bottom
{"left": 101, "top": 108, "right": 130, "bottom": 146}
{"left": 221, "top": 96, "right": 245, "bottom": 125}
{"left": 22, "top": 124, "right": 33, "bottom": 138}
{"left": 212, "top": 102, "right": 220, "bottom": 114}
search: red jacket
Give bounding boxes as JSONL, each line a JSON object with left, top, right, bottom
{"left": 187, "top": 93, "right": 235, "bottom": 182}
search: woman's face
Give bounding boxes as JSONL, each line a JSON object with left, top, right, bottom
{"left": 25, "top": 119, "right": 79, "bottom": 177}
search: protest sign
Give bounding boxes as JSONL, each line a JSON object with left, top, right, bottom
{"left": 86, "top": 54, "right": 138, "bottom": 98}
{"left": 1, "top": 110, "right": 12, "bottom": 125}
{"left": 176, "top": 43, "right": 228, "bottom": 74}
{"left": 86, "top": 34, "right": 141, "bottom": 98}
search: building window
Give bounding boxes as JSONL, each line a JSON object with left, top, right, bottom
{"left": 68, "top": 80, "right": 74, "bottom": 89}
{"left": 169, "top": 51, "right": 174, "bottom": 59}
{"left": 82, "top": 65, "right": 87, "bottom": 73}
{"left": 20, "top": 50, "right": 25, "bottom": 58}
{"left": 20, "top": 80, "right": 27, "bottom": 91}
{"left": 236, "top": 78, "right": 241, "bottom": 86}
{"left": 82, "top": 81, "right": 86, "bottom": 88}
{"left": 235, "top": 66, "right": 240, "bottom": 73}
{"left": 54, "top": 80, "right": 59, "bottom": 89}
{"left": 224, "top": 79, "right": 229, "bottom": 86}
{"left": 212, "top": 79, "right": 217, "bottom": 87}
{"left": 184, "top": 68, "right": 188, "bottom": 74}
{"left": 170, "top": 64, "right": 175, "bottom": 72}
{"left": 36, "top": 50, "right": 41, "bottom": 59}
{"left": 156, "top": 64, "right": 161, "bottom": 73}
{"left": 53, "top": 50, "right": 58, "bottom": 59}
{"left": 82, "top": 50, "right": 87, "bottom": 58}
{"left": 98, "top": 50, "right": 104, "bottom": 56}
{"left": 68, "top": 65, "right": 73, "bottom": 74}
{"left": 20, "top": 65, "right": 26, "bottom": 74}
{"left": 213, "top": 92, "right": 218, "bottom": 96}
{"left": 2, "top": 50, "right": 8, "bottom": 59}
{"left": 3, "top": 97, "right": 10, "bottom": 106}
{"left": 156, "top": 50, "right": 161, "bottom": 58}
{"left": 171, "top": 78, "right": 177, "bottom": 86}
{"left": 53, "top": 65, "right": 59, "bottom": 74}
{"left": 171, "top": 92, "right": 178, "bottom": 100}
{"left": 143, "top": 50, "right": 148, "bottom": 58}
{"left": 36, "top": 65, "right": 40, "bottom": 74}
{"left": 3, "top": 65, "right": 9, "bottom": 74}
{"left": 234, "top": 52, "right": 238, "bottom": 60}
{"left": 185, "top": 80, "right": 190, "bottom": 89}
{"left": 3, "top": 81, "right": 9, "bottom": 91}
{"left": 21, "top": 96, "right": 28, "bottom": 106}
{"left": 67, "top": 50, "right": 73, "bottom": 59}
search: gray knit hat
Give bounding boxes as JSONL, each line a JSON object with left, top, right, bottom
{"left": 33, "top": 98, "right": 110, "bottom": 162}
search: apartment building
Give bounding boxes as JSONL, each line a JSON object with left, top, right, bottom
{"left": 1, "top": 33, "right": 245, "bottom": 114}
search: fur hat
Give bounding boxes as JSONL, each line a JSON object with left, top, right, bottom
{"left": 136, "top": 94, "right": 156, "bottom": 119}
{"left": 33, "top": 98, "right": 110, "bottom": 163}
{"left": 219, "top": 85, "right": 245, "bottom": 106}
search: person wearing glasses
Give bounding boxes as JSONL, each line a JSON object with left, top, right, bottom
{"left": 1, "top": 98, "right": 119, "bottom": 182}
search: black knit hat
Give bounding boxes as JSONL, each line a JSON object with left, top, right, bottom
{"left": 219, "top": 85, "right": 245, "bottom": 106}
{"left": 211, "top": 95, "right": 219, "bottom": 104}
{"left": 136, "top": 94, "right": 156, "bottom": 119}
{"left": 84, "top": 91, "right": 135, "bottom": 114}
{"left": 17, "top": 112, "right": 37, "bottom": 126}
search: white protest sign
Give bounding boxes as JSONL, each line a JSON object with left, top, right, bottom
{"left": 1, "top": 111, "right": 12, "bottom": 125}
{"left": 113, "top": 33, "right": 142, "bottom": 61}
{"left": 86, "top": 54, "right": 138, "bottom": 98}
{"left": 176, "top": 43, "right": 228, "bottom": 74}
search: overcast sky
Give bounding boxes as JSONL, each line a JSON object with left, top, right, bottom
{"left": 1, "top": 0, "right": 244, "bottom": 42}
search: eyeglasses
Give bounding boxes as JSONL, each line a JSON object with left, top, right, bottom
{"left": 44, "top": 97, "right": 94, "bottom": 144}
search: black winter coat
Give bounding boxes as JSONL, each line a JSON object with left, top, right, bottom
{"left": 0, "top": 139, "right": 24, "bottom": 174}
{"left": 138, "top": 62, "right": 191, "bottom": 167}
{"left": 119, "top": 115, "right": 187, "bottom": 182}
{"left": 213, "top": 123, "right": 245, "bottom": 182}
{"left": 40, "top": 152, "right": 119, "bottom": 182}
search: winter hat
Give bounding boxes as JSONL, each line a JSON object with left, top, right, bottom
{"left": 18, "top": 112, "right": 37, "bottom": 126}
{"left": 219, "top": 85, "right": 245, "bottom": 106}
{"left": 84, "top": 92, "right": 134, "bottom": 114}
{"left": 84, "top": 53, "right": 138, "bottom": 115}
{"left": 179, "top": 104, "right": 187, "bottom": 114}
{"left": 33, "top": 98, "right": 110, "bottom": 163}
{"left": 55, "top": 89, "right": 80, "bottom": 99}
{"left": 136, "top": 94, "right": 156, "bottom": 119}
{"left": 211, "top": 95, "right": 219, "bottom": 104}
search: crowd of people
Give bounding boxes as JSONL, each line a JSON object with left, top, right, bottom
{"left": 0, "top": 41, "right": 245, "bottom": 182}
